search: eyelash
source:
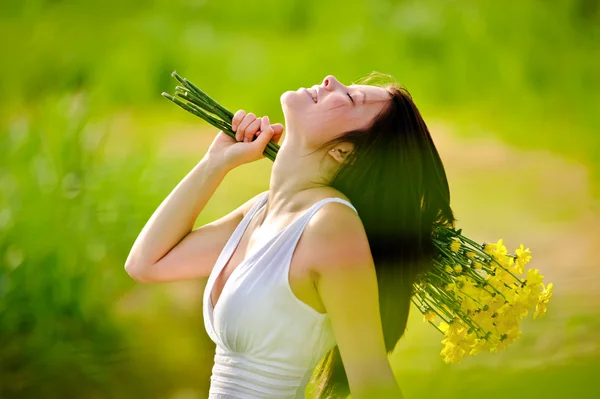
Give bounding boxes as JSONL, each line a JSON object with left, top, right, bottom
{"left": 347, "top": 93, "right": 354, "bottom": 104}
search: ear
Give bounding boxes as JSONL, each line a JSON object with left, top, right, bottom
{"left": 328, "top": 142, "right": 354, "bottom": 163}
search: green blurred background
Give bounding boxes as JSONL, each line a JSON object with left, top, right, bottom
{"left": 1, "top": 0, "right": 599, "bottom": 398}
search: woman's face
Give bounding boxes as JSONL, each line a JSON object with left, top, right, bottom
{"left": 280, "top": 75, "right": 392, "bottom": 150}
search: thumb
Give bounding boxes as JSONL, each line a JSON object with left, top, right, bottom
{"left": 254, "top": 116, "right": 275, "bottom": 148}
{"left": 271, "top": 123, "right": 284, "bottom": 136}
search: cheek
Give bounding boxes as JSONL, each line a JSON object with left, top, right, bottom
{"left": 317, "top": 104, "right": 359, "bottom": 133}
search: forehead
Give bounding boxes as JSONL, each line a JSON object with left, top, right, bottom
{"left": 349, "top": 84, "right": 391, "bottom": 103}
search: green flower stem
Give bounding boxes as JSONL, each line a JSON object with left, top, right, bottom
{"left": 437, "top": 236, "right": 520, "bottom": 287}
{"left": 179, "top": 97, "right": 232, "bottom": 132}
{"left": 411, "top": 297, "right": 450, "bottom": 324}
{"left": 425, "top": 290, "right": 484, "bottom": 335}
{"left": 175, "top": 87, "right": 231, "bottom": 122}
{"left": 458, "top": 235, "right": 523, "bottom": 282}
{"left": 426, "top": 320, "right": 446, "bottom": 335}
{"left": 171, "top": 72, "right": 231, "bottom": 117}
{"left": 419, "top": 292, "right": 455, "bottom": 321}
{"left": 183, "top": 77, "right": 234, "bottom": 120}
{"left": 426, "top": 287, "right": 461, "bottom": 315}
{"left": 488, "top": 256, "right": 522, "bottom": 282}
{"left": 177, "top": 90, "right": 277, "bottom": 161}
{"left": 424, "top": 285, "right": 482, "bottom": 332}
{"left": 163, "top": 93, "right": 226, "bottom": 129}
{"left": 163, "top": 91, "right": 280, "bottom": 162}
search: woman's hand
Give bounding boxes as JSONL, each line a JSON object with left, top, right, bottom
{"left": 205, "top": 110, "right": 284, "bottom": 170}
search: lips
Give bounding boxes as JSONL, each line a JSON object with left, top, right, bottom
{"left": 305, "top": 88, "right": 317, "bottom": 103}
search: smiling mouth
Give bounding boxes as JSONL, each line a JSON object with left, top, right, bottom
{"left": 305, "top": 88, "right": 317, "bottom": 103}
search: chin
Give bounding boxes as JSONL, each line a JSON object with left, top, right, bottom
{"left": 280, "top": 89, "right": 308, "bottom": 106}
{"left": 280, "top": 90, "right": 310, "bottom": 122}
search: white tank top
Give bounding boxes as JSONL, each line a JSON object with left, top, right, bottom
{"left": 203, "top": 191, "right": 358, "bottom": 398}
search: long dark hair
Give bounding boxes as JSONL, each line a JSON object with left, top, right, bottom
{"left": 309, "top": 72, "right": 456, "bottom": 398}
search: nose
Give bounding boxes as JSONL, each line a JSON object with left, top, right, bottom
{"left": 322, "top": 75, "right": 341, "bottom": 91}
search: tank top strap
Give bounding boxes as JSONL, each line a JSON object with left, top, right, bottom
{"left": 227, "top": 191, "right": 270, "bottom": 246}
{"left": 274, "top": 197, "right": 358, "bottom": 280}
{"left": 300, "top": 197, "right": 358, "bottom": 222}
{"left": 204, "top": 191, "right": 269, "bottom": 323}
{"left": 208, "top": 191, "right": 268, "bottom": 280}
{"left": 281, "top": 197, "right": 358, "bottom": 242}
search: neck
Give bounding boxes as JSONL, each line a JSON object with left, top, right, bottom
{"left": 264, "top": 137, "right": 333, "bottom": 222}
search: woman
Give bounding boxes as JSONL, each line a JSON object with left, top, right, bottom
{"left": 125, "top": 73, "right": 455, "bottom": 399}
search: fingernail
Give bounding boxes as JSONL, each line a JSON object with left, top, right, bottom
{"left": 244, "top": 138, "right": 248, "bottom": 142}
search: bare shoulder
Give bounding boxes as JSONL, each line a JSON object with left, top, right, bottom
{"left": 302, "top": 198, "right": 372, "bottom": 277}
{"left": 302, "top": 199, "right": 395, "bottom": 393}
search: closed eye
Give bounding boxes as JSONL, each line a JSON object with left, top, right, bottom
{"left": 347, "top": 92, "right": 355, "bottom": 105}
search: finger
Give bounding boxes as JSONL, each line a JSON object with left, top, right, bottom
{"left": 269, "top": 123, "right": 284, "bottom": 144}
{"left": 243, "top": 118, "right": 262, "bottom": 142}
{"left": 271, "top": 123, "right": 284, "bottom": 136}
{"left": 231, "top": 109, "right": 246, "bottom": 132}
{"left": 253, "top": 116, "right": 275, "bottom": 151}
{"left": 257, "top": 122, "right": 282, "bottom": 137}
{"left": 236, "top": 112, "right": 256, "bottom": 141}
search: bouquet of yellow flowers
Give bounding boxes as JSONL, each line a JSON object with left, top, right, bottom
{"left": 163, "top": 72, "right": 554, "bottom": 365}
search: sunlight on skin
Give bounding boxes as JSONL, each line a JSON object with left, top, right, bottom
{"left": 280, "top": 74, "right": 392, "bottom": 151}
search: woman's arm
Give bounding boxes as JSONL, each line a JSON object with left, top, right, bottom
{"left": 124, "top": 156, "right": 234, "bottom": 282}
{"left": 125, "top": 112, "right": 282, "bottom": 283}
{"left": 304, "top": 202, "right": 406, "bottom": 399}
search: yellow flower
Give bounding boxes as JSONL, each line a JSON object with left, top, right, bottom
{"left": 423, "top": 310, "right": 437, "bottom": 323}
{"left": 484, "top": 239, "right": 508, "bottom": 259}
{"left": 486, "top": 274, "right": 505, "bottom": 292}
{"left": 500, "top": 291, "right": 529, "bottom": 320}
{"left": 466, "top": 251, "right": 476, "bottom": 259}
{"left": 521, "top": 284, "right": 541, "bottom": 308}
{"left": 493, "top": 326, "right": 522, "bottom": 352}
{"left": 487, "top": 295, "right": 505, "bottom": 314}
{"left": 483, "top": 243, "right": 495, "bottom": 255}
{"left": 533, "top": 282, "right": 553, "bottom": 319}
{"left": 515, "top": 244, "right": 532, "bottom": 268}
{"left": 445, "top": 265, "right": 453, "bottom": 274}
{"left": 534, "top": 302, "right": 548, "bottom": 319}
{"left": 441, "top": 341, "right": 465, "bottom": 364}
{"left": 474, "top": 261, "right": 483, "bottom": 270}
{"left": 540, "top": 282, "right": 553, "bottom": 301}
{"left": 496, "top": 268, "right": 518, "bottom": 286}
{"left": 506, "top": 326, "right": 522, "bottom": 342}
{"left": 473, "top": 311, "right": 497, "bottom": 334}
{"left": 454, "top": 264, "right": 463, "bottom": 273}
{"left": 444, "top": 321, "right": 466, "bottom": 341}
{"left": 460, "top": 295, "right": 478, "bottom": 312}
{"left": 525, "top": 268, "right": 544, "bottom": 288}
{"left": 440, "top": 322, "right": 470, "bottom": 364}
{"left": 450, "top": 239, "right": 461, "bottom": 253}
{"left": 496, "top": 254, "right": 515, "bottom": 268}
{"left": 458, "top": 332, "right": 477, "bottom": 353}
{"left": 469, "top": 338, "right": 489, "bottom": 355}
{"left": 439, "top": 321, "right": 449, "bottom": 333}
{"left": 445, "top": 282, "right": 458, "bottom": 294}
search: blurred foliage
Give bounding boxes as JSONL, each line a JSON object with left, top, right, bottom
{"left": 0, "top": 0, "right": 599, "bottom": 398}
{"left": 0, "top": 93, "right": 178, "bottom": 397}
{"left": 1, "top": 0, "right": 599, "bottom": 186}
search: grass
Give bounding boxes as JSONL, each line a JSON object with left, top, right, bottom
{"left": 1, "top": 0, "right": 599, "bottom": 397}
